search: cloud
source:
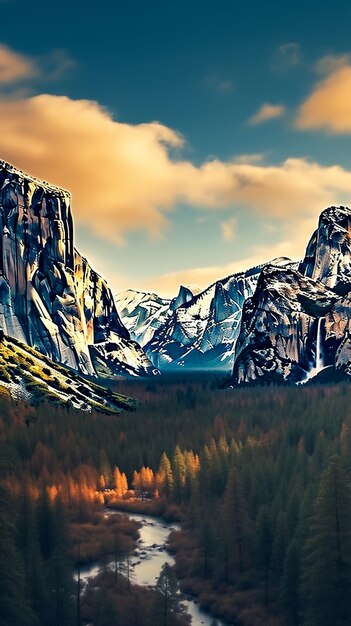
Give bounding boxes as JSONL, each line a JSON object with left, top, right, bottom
{"left": 0, "top": 44, "right": 37, "bottom": 84}
{"left": 233, "top": 153, "right": 264, "bottom": 164}
{"left": 296, "top": 64, "right": 351, "bottom": 133}
{"left": 271, "top": 43, "right": 301, "bottom": 73}
{"left": 314, "top": 53, "right": 351, "bottom": 76}
{"left": 220, "top": 217, "right": 237, "bottom": 241}
{"left": 202, "top": 74, "right": 234, "bottom": 94}
{"left": 0, "top": 43, "right": 74, "bottom": 88}
{"left": 248, "top": 103, "right": 286, "bottom": 125}
{"left": 2, "top": 94, "right": 351, "bottom": 246}
{"left": 40, "top": 49, "right": 76, "bottom": 81}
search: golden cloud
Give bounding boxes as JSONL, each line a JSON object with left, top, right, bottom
{"left": 248, "top": 103, "right": 286, "bottom": 125}
{"left": 296, "top": 65, "right": 351, "bottom": 132}
{"left": 0, "top": 44, "right": 37, "bottom": 84}
{"left": 220, "top": 217, "right": 237, "bottom": 241}
{"left": 1, "top": 94, "right": 351, "bottom": 246}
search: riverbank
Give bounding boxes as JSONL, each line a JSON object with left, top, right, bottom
{"left": 70, "top": 507, "right": 139, "bottom": 566}
{"left": 78, "top": 509, "right": 228, "bottom": 626}
{"left": 107, "top": 495, "right": 184, "bottom": 522}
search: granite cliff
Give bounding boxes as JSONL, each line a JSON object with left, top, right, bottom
{"left": 0, "top": 160, "right": 154, "bottom": 377}
{"left": 231, "top": 206, "right": 351, "bottom": 385}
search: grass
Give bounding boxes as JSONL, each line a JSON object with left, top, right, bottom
{"left": 0, "top": 333, "right": 136, "bottom": 414}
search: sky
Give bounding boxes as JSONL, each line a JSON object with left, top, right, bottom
{"left": 1, "top": 1, "right": 351, "bottom": 296}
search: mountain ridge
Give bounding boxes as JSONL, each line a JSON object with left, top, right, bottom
{"left": 0, "top": 159, "right": 154, "bottom": 379}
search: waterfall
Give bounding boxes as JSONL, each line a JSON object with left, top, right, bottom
{"left": 302, "top": 317, "right": 325, "bottom": 382}
{"left": 315, "top": 317, "right": 324, "bottom": 371}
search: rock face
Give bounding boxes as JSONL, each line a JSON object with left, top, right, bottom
{"left": 0, "top": 160, "right": 154, "bottom": 377}
{"left": 230, "top": 206, "right": 351, "bottom": 385}
{"left": 232, "top": 266, "right": 339, "bottom": 384}
{"left": 299, "top": 206, "right": 351, "bottom": 289}
{"left": 116, "top": 289, "right": 171, "bottom": 347}
{"left": 144, "top": 269, "right": 263, "bottom": 369}
{"left": 117, "top": 259, "right": 293, "bottom": 370}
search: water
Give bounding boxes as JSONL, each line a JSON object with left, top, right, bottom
{"left": 305, "top": 317, "right": 325, "bottom": 381}
{"left": 315, "top": 317, "right": 324, "bottom": 371}
{"left": 78, "top": 511, "right": 228, "bottom": 626}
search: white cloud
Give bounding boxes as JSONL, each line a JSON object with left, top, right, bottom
{"left": 202, "top": 74, "right": 234, "bottom": 93}
{"left": 271, "top": 43, "right": 301, "bottom": 73}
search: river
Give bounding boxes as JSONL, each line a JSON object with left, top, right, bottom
{"left": 78, "top": 510, "right": 228, "bottom": 626}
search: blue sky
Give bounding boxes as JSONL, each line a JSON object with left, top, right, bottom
{"left": 2, "top": 0, "right": 351, "bottom": 295}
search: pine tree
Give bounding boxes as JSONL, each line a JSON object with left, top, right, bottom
{"left": 302, "top": 456, "right": 351, "bottom": 626}
{"left": 280, "top": 538, "right": 300, "bottom": 626}
{"left": 156, "top": 562, "right": 182, "bottom": 626}
{"left": 254, "top": 505, "right": 273, "bottom": 606}
{"left": 0, "top": 485, "right": 34, "bottom": 626}
{"left": 198, "top": 516, "right": 216, "bottom": 578}
{"left": 221, "top": 467, "right": 251, "bottom": 583}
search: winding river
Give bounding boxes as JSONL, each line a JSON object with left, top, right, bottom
{"left": 79, "top": 511, "right": 227, "bottom": 626}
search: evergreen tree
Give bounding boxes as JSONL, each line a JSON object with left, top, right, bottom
{"left": 302, "top": 456, "right": 351, "bottom": 626}
{"left": 156, "top": 562, "right": 182, "bottom": 625}
{"left": 198, "top": 516, "right": 216, "bottom": 578}
{"left": 0, "top": 486, "right": 34, "bottom": 626}
{"left": 221, "top": 467, "right": 251, "bottom": 583}
{"left": 254, "top": 505, "right": 273, "bottom": 606}
{"left": 280, "top": 539, "right": 300, "bottom": 626}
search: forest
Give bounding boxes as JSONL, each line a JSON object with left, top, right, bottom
{"left": 1, "top": 374, "right": 351, "bottom": 625}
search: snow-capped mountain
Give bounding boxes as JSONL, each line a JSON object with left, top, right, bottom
{"left": 117, "top": 258, "right": 293, "bottom": 370}
{"left": 116, "top": 289, "right": 171, "bottom": 347}
{"left": 231, "top": 265, "right": 339, "bottom": 385}
{"left": 0, "top": 160, "right": 154, "bottom": 377}
{"left": 230, "top": 206, "right": 351, "bottom": 385}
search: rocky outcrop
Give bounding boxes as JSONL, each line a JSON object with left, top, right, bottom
{"left": 116, "top": 289, "right": 171, "bottom": 347}
{"left": 299, "top": 206, "right": 351, "bottom": 289}
{"left": 230, "top": 206, "right": 351, "bottom": 385}
{"left": 0, "top": 160, "right": 154, "bottom": 377}
{"left": 232, "top": 266, "right": 339, "bottom": 385}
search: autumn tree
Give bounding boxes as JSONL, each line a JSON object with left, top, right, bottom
{"left": 156, "top": 452, "right": 173, "bottom": 499}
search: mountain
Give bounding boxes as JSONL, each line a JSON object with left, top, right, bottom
{"left": 117, "top": 259, "right": 293, "bottom": 370}
{"left": 116, "top": 289, "right": 171, "bottom": 347}
{"left": 230, "top": 206, "right": 351, "bottom": 385}
{"left": 299, "top": 205, "right": 351, "bottom": 289}
{"left": 0, "top": 160, "right": 154, "bottom": 378}
{"left": 231, "top": 265, "right": 339, "bottom": 385}
{"left": 0, "top": 331, "right": 136, "bottom": 413}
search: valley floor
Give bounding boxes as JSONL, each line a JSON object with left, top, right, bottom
{"left": 1, "top": 374, "right": 351, "bottom": 625}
